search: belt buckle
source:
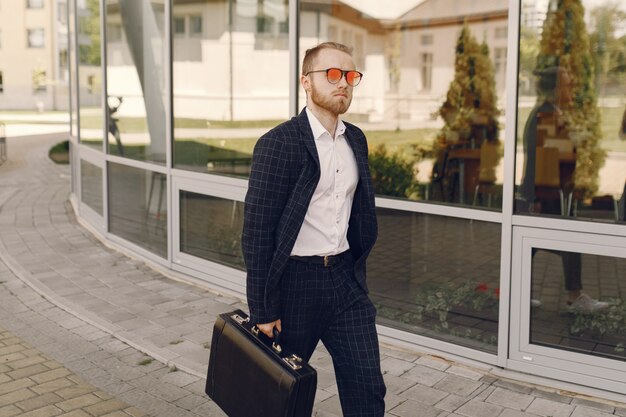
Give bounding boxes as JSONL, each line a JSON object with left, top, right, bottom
{"left": 323, "top": 255, "right": 329, "bottom": 267}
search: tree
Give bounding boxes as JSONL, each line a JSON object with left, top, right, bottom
{"left": 536, "top": 0, "right": 606, "bottom": 197}
{"left": 436, "top": 24, "right": 501, "bottom": 149}
{"left": 588, "top": 2, "right": 626, "bottom": 94}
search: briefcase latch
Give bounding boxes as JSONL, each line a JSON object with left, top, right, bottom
{"left": 282, "top": 354, "right": 303, "bottom": 371}
{"left": 231, "top": 314, "right": 250, "bottom": 325}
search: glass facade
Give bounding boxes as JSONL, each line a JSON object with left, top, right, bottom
{"left": 108, "top": 162, "right": 167, "bottom": 257}
{"left": 78, "top": 0, "right": 104, "bottom": 150}
{"left": 370, "top": 209, "right": 501, "bottom": 353}
{"left": 80, "top": 159, "right": 103, "bottom": 214}
{"left": 172, "top": 0, "right": 289, "bottom": 176}
{"left": 68, "top": 0, "right": 626, "bottom": 397}
{"left": 530, "top": 249, "right": 626, "bottom": 362}
{"left": 180, "top": 192, "right": 245, "bottom": 269}
{"left": 105, "top": 0, "right": 166, "bottom": 164}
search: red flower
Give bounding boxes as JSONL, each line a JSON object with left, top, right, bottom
{"left": 494, "top": 288, "right": 500, "bottom": 298}
{"left": 475, "top": 283, "right": 488, "bottom": 292}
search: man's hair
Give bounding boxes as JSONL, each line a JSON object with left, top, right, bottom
{"left": 302, "top": 42, "right": 353, "bottom": 75}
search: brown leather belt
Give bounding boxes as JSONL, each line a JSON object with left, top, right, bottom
{"left": 289, "top": 251, "right": 349, "bottom": 267}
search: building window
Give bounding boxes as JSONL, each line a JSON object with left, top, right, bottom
{"left": 173, "top": 16, "right": 186, "bottom": 36}
{"left": 107, "top": 24, "right": 122, "bottom": 42}
{"left": 0, "top": 71, "right": 4, "bottom": 93}
{"left": 421, "top": 52, "right": 433, "bottom": 91}
{"left": 58, "top": 1, "right": 67, "bottom": 24}
{"left": 494, "top": 47, "right": 507, "bottom": 87}
{"left": 26, "top": 0, "right": 44, "bottom": 9}
{"left": 32, "top": 69, "right": 46, "bottom": 92}
{"left": 328, "top": 25, "right": 337, "bottom": 40}
{"left": 27, "top": 28, "right": 45, "bottom": 48}
{"left": 189, "top": 15, "right": 202, "bottom": 36}
{"left": 421, "top": 34, "right": 433, "bottom": 45}
{"left": 495, "top": 27, "right": 508, "bottom": 39}
{"left": 354, "top": 33, "right": 365, "bottom": 70}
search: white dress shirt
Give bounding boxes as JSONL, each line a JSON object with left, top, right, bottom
{"left": 291, "top": 108, "right": 359, "bottom": 257}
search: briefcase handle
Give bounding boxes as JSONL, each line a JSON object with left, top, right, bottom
{"left": 246, "top": 321, "right": 282, "bottom": 354}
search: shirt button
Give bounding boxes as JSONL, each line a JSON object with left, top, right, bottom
{"left": 336, "top": 169, "right": 339, "bottom": 173}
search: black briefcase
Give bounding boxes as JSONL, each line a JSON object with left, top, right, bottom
{"left": 205, "top": 310, "right": 317, "bottom": 417}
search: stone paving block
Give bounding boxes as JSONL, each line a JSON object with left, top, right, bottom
{"left": 56, "top": 393, "right": 102, "bottom": 412}
{"left": 0, "top": 352, "right": 26, "bottom": 364}
{"left": 56, "top": 411, "right": 91, "bottom": 417}
{"left": 571, "top": 398, "right": 615, "bottom": 413}
{"left": 0, "top": 405, "right": 22, "bottom": 417}
{"left": 19, "top": 405, "right": 63, "bottom": 417}
{"left": 159, "top": 370, "right": 200, "bottom": 388}
{"left": 383, "top": 374, "right": 417, "bottom": 395}
{"left": 615, "top": 406, "right": 626, "bottom": 417}
{"left": 486, "top": 387, "right": 534, "bottom": 410}
{"left": 30, "top": 377, "right": 75, "bottom": 394}
{"left": 499, "top": 409, "right": 542, "bottom": 417}
{"left": 433, "top": 374, "right": 483, "bottom": 397}
{"left": 455, "top": 398, "right": 503, "bottom": 417}
{"left": 31, "top": 367, "right": 72, "bottom": 384}
{"left": 435, "top": 394, "right": 468, "bottom": 412}
{"left": 384, "top": 393, "right": 405, "bottom": 412}
{"left": 0, "top": 387, "right": 37, "bottom": 405}
{"left": 570, "top": 406, "right": 615, "bottom": 417}
{"left": 55, "top": 385, "right": 97, "bottom": 400}
{"left": 83, "top": 398, "right": 129, "bottom": 416}
{"left": 315, "top": 395, "right": 343, "bottom": 416}
{"left": 400, "top": 384, "right": 449, "bottom": 405}
{"left": 15, "top": 392, "right": 63, "bottom": 412}
{"left": 526, "top": 397, "right": 576, "bottom": 417}
{"left": 493, "top": 379, "right": 534, "bottom": 395}
{"left": 387, "top": 398, "right": 441, "bottom": 417}
{"left": 402, "top": 364, "right": 447, "bottom": 387}
{"left": 0, "top": 374, "right": 10, "bottom": 385}
{"left": 446, "top": 365, "right": 483, "bottom": 381}
{"left": 0, "top": 377, "right": 35, "bottom": 395}
{"left": 530, "top": 389, "right": 573, "bottom": 404}
{"left": 415, "top": 356, "right": 451, "bottom": 371}
{"left": 6, "top": 354, "right": 47, "bottom": 369}
{"left": 381, "top": 356, "right": 416, "bottom": 377}
{"left": 173, "top": 393, "right": 209, "bottom": 411}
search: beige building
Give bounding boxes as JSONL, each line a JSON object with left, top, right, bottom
{"left": 0, "top": 0, "right": 69, "bottom": 111}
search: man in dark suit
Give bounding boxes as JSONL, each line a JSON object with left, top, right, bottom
{"left": 242, "top": 42, "right": 386, "bottom": 416}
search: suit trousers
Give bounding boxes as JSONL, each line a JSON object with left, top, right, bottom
{"left": 279, "top": 253, "right": 386, "bottom": 417}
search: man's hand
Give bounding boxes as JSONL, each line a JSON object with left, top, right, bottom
{"left": 256, "top": 319, "right": 282, "bottom": 338}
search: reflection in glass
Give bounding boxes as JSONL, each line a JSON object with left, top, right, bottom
{"left": 80, "top": 160, "right": 103, "bottom": 215}
{"left": 172, "top": 0, "right": 289, "bottom": 176}
{"left": 69, "top": 0, "right": 78, "bottom": 136}
{"left": 78, "top": 0, "right": 104, "bottom": 150}
{"left": 516, "top": 0, "right": 626, "bottom": 223}
{"left": 369, "top": 208, "right": 501, "bottom": 354}
{"left": 180, "top": 192, "right": 244, "bottom": 270}
{"left": 108, "top": 162, "right": 167, "bottom": 257}
{"left": 530, "top": 249, "right": 626, "bottom": 362}
{"left": 299, "top": 2, "right": 508, "bottom": 209}
{"left": 106, "top": 0, "right": 166, "bottom": 164}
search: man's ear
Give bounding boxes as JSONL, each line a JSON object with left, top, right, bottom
{"left": 300, "top": 74, "right": 310, "bottom": 95}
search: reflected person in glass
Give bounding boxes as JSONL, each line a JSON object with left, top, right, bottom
{"left": 242, "top": 42, "right": 386, "bottom": 416}
{"left": 519, "top": 65, "right": 608, "bottom": 312}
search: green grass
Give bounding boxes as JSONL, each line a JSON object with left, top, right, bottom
{"left": 49, "top": 140, "right": 70, "bottom": 164}
{"left": 78, "top": 116, "right": 286, "bottom": 132}
{"left": 137, "top": 357, "right": 154, "bottom": 366}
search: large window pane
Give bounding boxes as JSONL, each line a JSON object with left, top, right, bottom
{"left": 108, "top": 162, "right": 167, "bottom": 257}
{"left": 515, "top": 0, "right": 626, "bottom": 223}
{"left": 78, "top": 0, "right": 104, "bottom": 150}
{"left": 106, "top": 1, "right": 166, "bottom": 164}
{"left": 80, "top": 159, "right": 103, "bottom": 215}
{"left": 299, "top": 2, "right": 509, "bottom": 210}
{"left": 369, "top": 208, "right": 501, "bottom": 354}
{"left": 180, "top": 192, "right": 244, "bottom": 270}
{"left": 530, "top": 249, "right": 626, "bottom": 362}
{"left": 69, "top": 0, "right": 78, "bottom": 136}
{"left": 172, "top": 0, "right": 289, "bottom": 176}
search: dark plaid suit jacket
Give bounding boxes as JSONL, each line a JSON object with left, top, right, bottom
{"left": 242, "top": 108, "right": 378, "bottom": 325}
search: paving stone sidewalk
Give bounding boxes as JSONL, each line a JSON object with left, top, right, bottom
{"left": 1, "top": 133, "right": 626, "bottom": 417}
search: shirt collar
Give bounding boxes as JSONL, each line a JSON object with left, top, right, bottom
{"left": 306, "top": 107, "right": 346, "bottom": 141}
